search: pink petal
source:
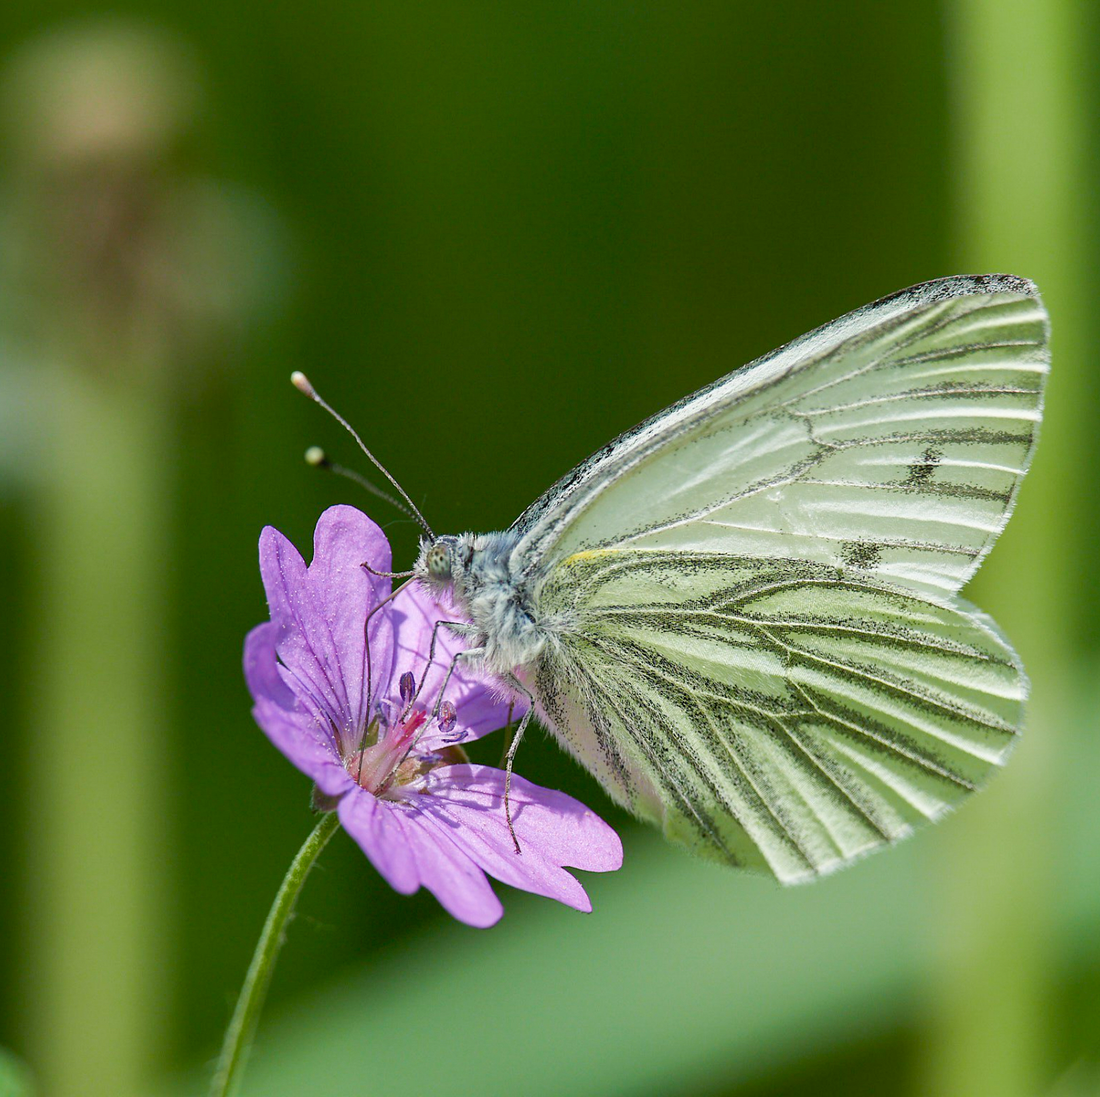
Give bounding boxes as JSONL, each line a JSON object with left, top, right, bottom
{"left": 408, "top": 764, "right": 623, "bottom": 911}
{"left": 340, "top": 789, "right": 504, "bottom": 927}
{"left": 257, "top": 506, "right": 396, "bottom": 750}
{"left": 437, "top": 765, "right": 624, "bottom": 872}
{"left": 395, "top": 810, "right": 505, "bottom": 928}
{"left": 244, "top": 623, "right": 353, "bottom": 797}
{"left": 337, "top": 786, "right": 419, "bottom": 895}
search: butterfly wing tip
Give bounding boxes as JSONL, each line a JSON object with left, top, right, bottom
{"left": 950, "top": 269, "right": 1034, "bottom": 294}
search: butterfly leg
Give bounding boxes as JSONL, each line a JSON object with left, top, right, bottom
{"left": 383, "top": 645, "right": 488, "bottom": 791}
{"left": 356, "top": 576, "right": 419, "bottom": 767}
{"left": 500, "top": 673, "right": 536, "bottom": 856}
{"left": 407, "top": 618, "right": 479, "bottom": 717}
{"left": 427, "top": 645, "right": 485, "bottom": 722}
{"left": 419, "top": 646, "right": 534, "bottom": 855}
{"left": 361, "top": 559, "right": 416, "bottom": 581}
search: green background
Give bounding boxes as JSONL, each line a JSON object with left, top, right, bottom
{"left": 0, "top": 3, "right": 1097, "bottom": 1095}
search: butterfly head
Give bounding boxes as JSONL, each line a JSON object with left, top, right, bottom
{"left": 415, "top": 534, "right": 468, "bottom": 592}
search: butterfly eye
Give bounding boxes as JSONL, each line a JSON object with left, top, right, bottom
{"left": 426, "top": 542, "right": 453, "bottom": 580}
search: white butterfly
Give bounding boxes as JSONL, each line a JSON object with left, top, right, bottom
{"left": 406, "top": 274, "right": 1049, "bottom": 882}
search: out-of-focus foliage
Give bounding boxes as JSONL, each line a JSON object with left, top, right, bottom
{"left": 0, "top": 4, "right": 1096, "bottom": 1097}
{"left": 0, "top": 1047, "right": 36, "bottom": 1097}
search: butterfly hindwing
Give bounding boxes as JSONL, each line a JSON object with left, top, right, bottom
{"left": 532, "top": 550, "right": 1024, "bottom": 882}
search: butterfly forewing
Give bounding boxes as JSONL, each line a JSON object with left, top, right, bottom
{"left": 513, "top": 275, "right": 1047, "bottom": 881}
{"left": 515, "top": 276, "right": 1048, "bottom": 601}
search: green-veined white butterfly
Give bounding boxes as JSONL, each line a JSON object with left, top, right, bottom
{"left": 340, "top": 274, "right": 1049, "bottom": 883}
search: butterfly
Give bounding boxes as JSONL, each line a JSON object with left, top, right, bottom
{"left": 372, "top": 274, "right": 1049, "bottom": 883}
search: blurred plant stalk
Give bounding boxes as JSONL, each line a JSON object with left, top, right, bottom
{"left": 28, "top": 364, "right": 173, "bottom": 1097}
{"left": 2, "top": 24, "right": 275, "bottom": 1097}
{"left": 926, "top": 2, "right": 1089, "bottom": 1095}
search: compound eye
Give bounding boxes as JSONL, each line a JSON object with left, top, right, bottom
{"left": 426, "top": 542, "right": 452, "bottom": 580}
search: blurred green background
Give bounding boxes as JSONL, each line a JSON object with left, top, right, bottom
{"left": 0, "top": 2, "right": 1097, "bottom": 1096}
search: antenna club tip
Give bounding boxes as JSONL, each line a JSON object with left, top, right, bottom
{"left": 304, "top": 446, "right": 327, "bottom": 467}
{"left": 290, "top": 371, "right": 315, "bottom": 397}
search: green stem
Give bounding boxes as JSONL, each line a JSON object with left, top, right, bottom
{"left": 210, "top": 812, "right": 341, "bottom": 1097}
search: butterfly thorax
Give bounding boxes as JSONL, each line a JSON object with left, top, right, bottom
{"left": 414, "top": 530, "right": 548, "bottom": 676}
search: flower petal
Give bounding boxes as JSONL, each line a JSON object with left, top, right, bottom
{"left": 246, "top": 508, "right": 614, "bottom": 928}
{"left": 258, "top": 506, "right": 395, "bottom": 750}
{"left": 408, "top": 764, "right": 623, "bottom": 912}
{"left": 244, "top": 623, "right": 353, "bottom": 796}
{"left": 393, "top": 809, "right": 505, "bottom": 928}
{"left": 339, "top": 790, "right": 504, "bottom": 928}
{"left": 389, "top": 583, "right": 524, "bottom": 746}
{"left": 337, "top": 787, "right": 419, "bottom": 894}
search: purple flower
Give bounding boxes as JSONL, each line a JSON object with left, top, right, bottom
{"left": 244, "top": 505, "right": 622, "bottom": 928}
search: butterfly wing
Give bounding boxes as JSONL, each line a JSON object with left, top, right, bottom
{"left": 532, "top": 552, "right": 1023, "bottom": 881}
{"left": 515, "top": 275, "right": 1047, "bottom": 880}
{"left": 514, "top": 274, "right": 1048, "bottom": 601}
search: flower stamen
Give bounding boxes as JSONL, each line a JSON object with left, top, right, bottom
{"left": 346, "top": 707, "right": 435, "bottom": 796}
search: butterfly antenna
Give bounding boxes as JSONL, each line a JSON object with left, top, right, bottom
{"left": 304, "top": 446, "right": 416, "bottom": 522}
{"left": 292, "top": 372, "right": 434, "bottom": 539}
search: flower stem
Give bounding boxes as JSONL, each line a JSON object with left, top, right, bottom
{"left": 210, "top": 812, "right": 340, "bottom": 1097}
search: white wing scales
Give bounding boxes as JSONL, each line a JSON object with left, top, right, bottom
{"left": 512, "top": 276, "right": 1048, "bottom": 881}
{"left": 536, "top": 553, "right": 1024, "bottom": 882}
{"left": 515, "top": 275, "right": 1048, "bottom": 600}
